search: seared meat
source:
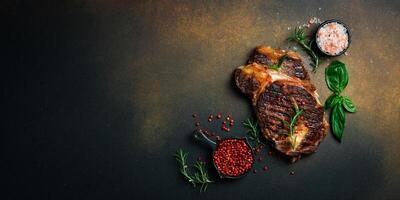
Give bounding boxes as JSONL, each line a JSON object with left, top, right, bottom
{"left": 248, "top": 46, "right": 310, "bottom": 80}
{"left": 235, "top": 46, "right": 328, "bottom": 162}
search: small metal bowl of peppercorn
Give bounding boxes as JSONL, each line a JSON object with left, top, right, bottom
{"left": 315, "top": 19, "right": 351, "bottom": 56}
{"left": 194, "top": 129, "right": 255, "bottom": 179}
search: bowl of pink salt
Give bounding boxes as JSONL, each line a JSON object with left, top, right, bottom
{"left": 315, "top": 19, "right": 351, "bottom": 56}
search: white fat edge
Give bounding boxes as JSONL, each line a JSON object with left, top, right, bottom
{"left": 269, "top": 70, "right": 322, "bottom": 106}
{"left": 313, "top": 90, "right": 322, "bottom": 105}
{"left": 292, "top": 122, "right": 309, "bottom": 150}
{"left": 237, "top": 65, "right": 323, "bottom": 106}
{"left": 268, "top": 70, "right": 293, "bottom": 82}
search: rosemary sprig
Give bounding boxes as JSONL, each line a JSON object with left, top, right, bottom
{"left": 288, "top": 27, "right": 319, "bottom": 71}
{"left": 243, "top": 119, "right": 265, "bottom": 146}
{"left": 174, "top": 149, "right": 212, "bottom": 192}
{"left": 268, "top": 54, "right": 288, "bottom": 71}
{"left": 279, "top": 98, "right": 304, "bottom": 149}
{"left": 193, "top": 161, "right": 211, "bottom": 192}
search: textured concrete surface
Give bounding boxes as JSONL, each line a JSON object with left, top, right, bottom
{"left": 5, "top": 0, "right": 400, "bottom": 199}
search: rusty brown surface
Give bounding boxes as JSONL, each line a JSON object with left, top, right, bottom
{"left": 103, "top": 0, "right": 400, "bottom": 198}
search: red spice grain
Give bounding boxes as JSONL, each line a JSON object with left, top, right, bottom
{"left": 253, "top": 169, "right": 257, "bottom": 174}
{"left": 212, "top": 139, "right": 254, "bottom": 177}
{"left": 263, "top": 166, "right": 269, "bottom": 171}
{"left": 217, "top": 114, "right": 222, "bottom": 119}
{"left": 221, "top": 126, "right": 230, "bottom": 132}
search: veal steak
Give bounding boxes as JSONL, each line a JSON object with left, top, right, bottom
{"left": 235, "top": 46, "right": 328, "bottom": 162}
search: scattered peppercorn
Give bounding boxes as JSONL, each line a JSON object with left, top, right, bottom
{"left": 289, "top": 171, "right": 295, "bottom": 175}
{"left": 263, "top": 166, "right": 269, "bottom": 171}
{"left": 221, "top": 126, "right": 230, "bottom": 132}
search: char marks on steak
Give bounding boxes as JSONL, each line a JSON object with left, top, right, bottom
{"left": 235, "top": 46, "right": 328, "bottom": 162}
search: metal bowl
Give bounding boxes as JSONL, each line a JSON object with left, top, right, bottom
{"left": 193, "top": 129, "right": 255, "bottom": 179}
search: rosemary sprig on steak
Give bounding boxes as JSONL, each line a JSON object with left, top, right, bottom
{"left": 288, "top": 27, "right": 319, "bottom": 71}
{"left": 268, "top": 54, "right": 288, "bottom": 71}
{"left": 235, "top": 46, "right": 328, "bottom": 162}
{"left": 280, "top": 98, "right": 304, "bottom": 150}
{"left": 174, "top": 149, "right": 212, "bottom": 192}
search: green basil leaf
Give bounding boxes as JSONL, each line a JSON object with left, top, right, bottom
{"left": 331, "top": 102, "right": 346, "bottom": 142}
{"left": 324, "top": 94, "right": 342, "bottom": 109}
{"left": 325, "top": 61, "right": 349, "bottom": 94}
{"left": 342, "top": 96, "right": 357, "bottom": 113}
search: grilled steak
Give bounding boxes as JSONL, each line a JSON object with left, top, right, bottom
{"left": 235, "top": 46, "right": 328, "bottom": 162}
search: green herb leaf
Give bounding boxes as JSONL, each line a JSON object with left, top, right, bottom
{"left": 243, "top": 119, "right": 265, "bottom": 146}
{"left": 277, "top": 54, "right": 288, "bottom": 66}
{"left": 342, "top": 96, "right": 357, "bottom": 113}
{"left": 174, "top": 149, "right": 212, "bottom": 192}
{"left": 325, "top": 94, "right": 342, "bottom": 109}
{"left": 268, "top": 64, "right": 281, "bottom": 71}
{"left": 288, "top": 27, "right": 319, "bottom": 71}
{"left": 325, "top": 60, "right": 349, "bottom": 94}
{"left": 324, "top": 61, "right": 356, "bottom": 142}
{"left": 277, "top": 98, "right": 303, "bottom": 149}
{"left": 331, "top": 102, "right": 346, "bottom": 141}
{"left": 268, "top": 54, "right": 288, "bottom": 71}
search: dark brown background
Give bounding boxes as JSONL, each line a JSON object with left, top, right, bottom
{"left": 4, "top": 0, "right": 400, "bottom": 199}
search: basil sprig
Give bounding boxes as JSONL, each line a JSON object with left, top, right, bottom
{"left": 325, "top": 61, "right": 357, "bottom": 141}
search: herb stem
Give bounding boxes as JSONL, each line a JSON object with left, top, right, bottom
{"left": 268, "top": 54, "right": 288, "bottom": 71}
{"left": 279, "top": 98, "right": 303, "bottom": 150}
{"left": 243, "top": 119, "right": 266, "bottom": 146}
{"left": 288, "top": 27, "right": 319, "bottom": 72}
{"left": 174, "top": 149, "right": 212, "bottom": 192}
